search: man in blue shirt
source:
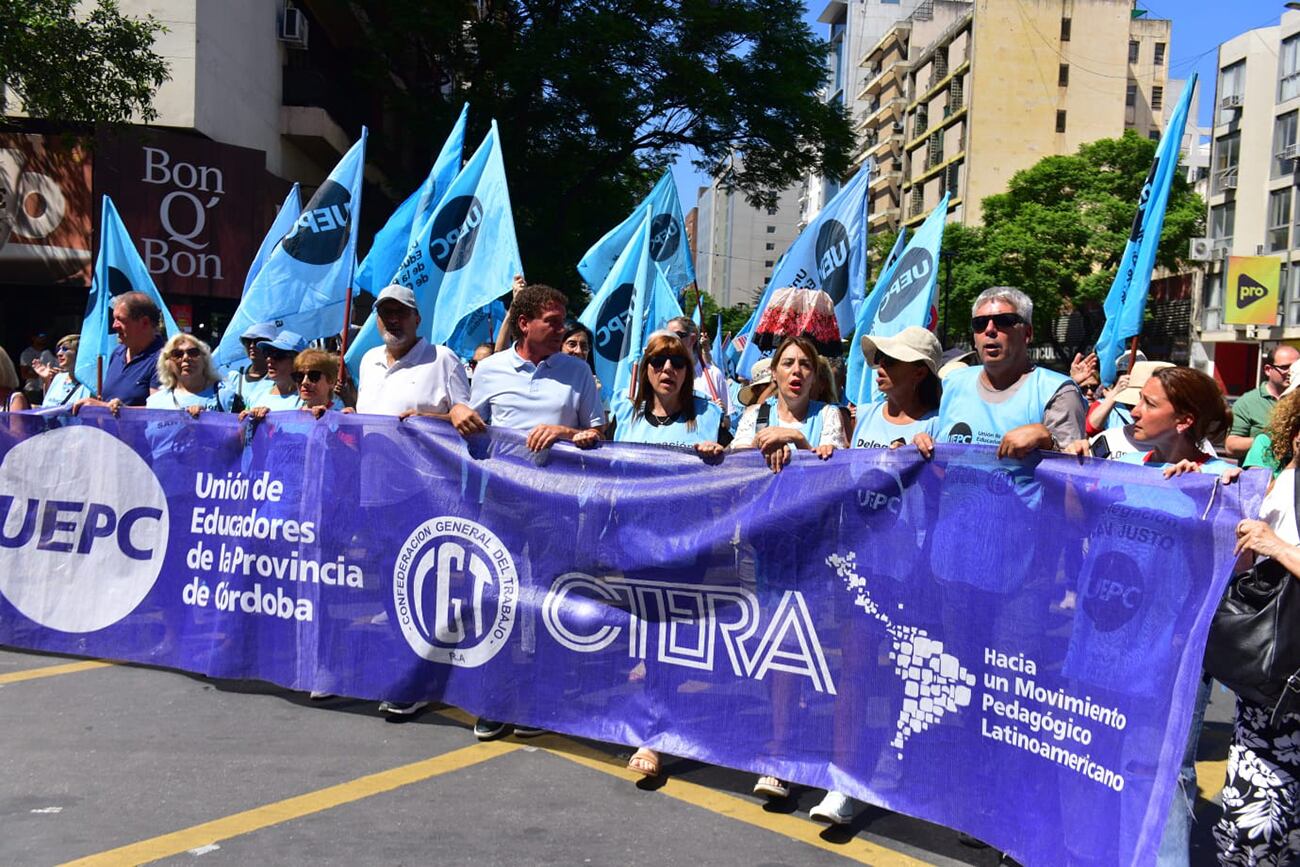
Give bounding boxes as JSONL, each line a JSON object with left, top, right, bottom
{"left": 74, "top": 292, "right": 166, "bottom": 411}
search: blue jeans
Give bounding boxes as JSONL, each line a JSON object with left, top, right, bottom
{"left": 1156, "top": 674, "right": 1212, "bottom": 867}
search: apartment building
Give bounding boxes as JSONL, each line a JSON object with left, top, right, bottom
{"left": 1193, "top": 10, "right": 1300, "bottom": 394}
{"left": 695, "top": 179, "right": 803, "bottom": 309}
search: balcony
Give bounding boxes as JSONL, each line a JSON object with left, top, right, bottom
{"left": 869, "top": 168, "right": 903, "bottom": 194}
{"left": 863, "top": 96, "right": 907, "bottom": 129}
{"left": 868, "top": 207, "right": 901, "bottom": 229}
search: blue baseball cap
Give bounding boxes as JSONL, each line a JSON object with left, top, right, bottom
{"left": 257, "top": 330, "right": 309, "bottom": 354}
{"left": 241, "top": 321, "right": 280, "bottom": 342}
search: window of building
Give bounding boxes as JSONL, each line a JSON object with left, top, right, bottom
{"left": 1219, "top": 60, "right": 1246, "bottom": 124}
{"left": 829, "top": 23, "right": 846, "bottom": 102}
{"left": 1270, "top": 189, "right": 1292, "bottom": 252}
{"left": 1152, "top": 86, "right": 1163, "bottom": 111}
{"left": 766, "top": 206, "right": 778, "bottom": 216}
{"left": 1274, "top": 112, "right": 1298, "bottom": 178}
{"left": 1128, "top": 41, "right": 1139, "bottom": 64}
{"left": 1154, "top": 43, "right": 1166, "bottom": 65}
{"left": 1211, "top": 201, "right": 1236, "bottom": 243}
{"left": 1056, "top": 110, "right": 1067, "bottom": 133}
{"left": 1149, "top": 129, "right": 1161, "bottom": 141}
{"left": 1213, "top": 132, "right": 1241, "bottom": 193}
{"left": 1126, "top": 83, "right": 1138, "bottom": 108}
{"left": 1059, "top": 64, "right": 1069, "bottom": 87}
{"left": 764, "top": 260, "right": 774, "bottom": 268}
{"left": 764, "top": 242, "right": 775, "bottom": 251}
{"left": 1283, "top": 36, "right": 1300, "bottom": 102}
{"left": 765, "top": 225, "right": 776, "bottom": 234}
{"left": 1060, "top": 18, "right": 1071, "bottom": 42}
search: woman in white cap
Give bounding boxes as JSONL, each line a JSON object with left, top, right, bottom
{"left": 241, "top": 330, "right": 310, "bottom": 416}
{"left": 850, "top": 326, "right": 942, "bottom": 449}
{"left": 730, "top": 335, "right": 847, "bottom": 474}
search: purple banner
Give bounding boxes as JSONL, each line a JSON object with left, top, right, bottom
{"left": 0, "top": 409, "right": 1263, "bottom": 865}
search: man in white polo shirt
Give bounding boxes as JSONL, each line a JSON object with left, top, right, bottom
{"left": 455, "top": 283, "right": 604, "bottom": 741}
{"left": 356, "top": 284, "right": 472, "bottom": 421}
{"left": 356, "top": 284, "right": 473, "bottom": 718}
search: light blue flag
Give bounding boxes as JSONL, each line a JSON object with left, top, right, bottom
{"left": 420, "top": 122, "right": 523, "bottom": 347}
{"left": 211, "top": 184, "right": 301, "bottom": 370}
{"left": 1097, "top": 74, "right": 1197, "bottom": 385}
{"left": 710, "top": 313, "right": 725, "bottom": 375}
{"left": 77, "top": 196, "right": 181, "bottom": 391}
{"left": 848, "top": 194, "right": 949, "bottom": 406}
{"left": 579, "top": 212, "right": 653, "bottom": 392}
{"left": 611, "top": 221, "right": 686, "bottom": 400}
{"left": 354, "top": 104, "right": 468, "bottom": 301}
{"left": 345, "top": 108, "right": 468, "bottom": 377}
{"left": 691, "top": 300, "right": 702, "bottom": 328}
{"left": 579, "top": 170, "right": 695, "bottom": 295}
{"left": 447, "top": 299, "right": 507, "bottom": 360}
{"left": 733, "top": 167, "right": 871, "bottom": 378}
{"left": 844, "top": 228, "right": 907, "bottom": 405}
{"left": 217, "top": 129, "right": 368, "bottom": 369}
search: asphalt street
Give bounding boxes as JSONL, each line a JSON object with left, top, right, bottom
{"left": 0, "top": 646, "right": 1236, "bottom": 866}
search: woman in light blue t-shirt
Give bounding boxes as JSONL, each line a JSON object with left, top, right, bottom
{"left": 611, "top": 331, "right": 725, "bottom": 455}
{"left": 137, "top": 334, "right": 228, "bottom": 414}
{"left": 850, "top": 326, "right": 942, "bottom": 450}
{"left": 239, "top": 330, "right": 309, "bottom": 416}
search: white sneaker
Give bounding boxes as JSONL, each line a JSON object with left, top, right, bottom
{"left": 378, "top": 700, "right": 429, "bottom": 716}
{"left": 809, "top": 790, "right": 855, "bottom": 825}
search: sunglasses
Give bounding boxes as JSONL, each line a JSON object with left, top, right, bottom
{"left": 56, "top": 344, "right": 72, "bottom": 353}
{"left": 671, "top": 331, "right": 692, "bottom": 341}
{"left": 291, "top": 370, "right": 328, "bottom": 384}
{"left": 971, "top": 312, "right": 1025, "bottom": 332}
{"left": 265, "top": 349, "right": 296, "bottom": 360}
{"left": 872, "top": 352, "right": 906, "bottom": 367}
{"left": 169, "top": 347, "right": 202, "bottom": 360}
{"left": 647, "top": 354, "right": 688, "bottom": 371}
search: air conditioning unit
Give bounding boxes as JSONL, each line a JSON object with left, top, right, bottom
{"left": 1221, "top": 171, "right": 1239, "bottom": 190}
{"left": 1188, "top": 237, "right": 1214, "bottom": 261}
{"left": 1220, "top": 94, "right": 1243, "bottom": 110}
{"left": 279, "top": 4, "right": 309, "bottom": 48}
{"left": 1283, "top": 143, "right": 1300, "bottom": 160}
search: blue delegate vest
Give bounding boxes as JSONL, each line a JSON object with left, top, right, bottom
{"left": 934, "top": 365, "right": 1075, "bottom": 446}
{"left": 612, "top": 394, "right": 723, "bottom": 449}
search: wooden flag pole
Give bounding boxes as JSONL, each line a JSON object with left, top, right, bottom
{"left": 687, "top": 283, "right": 722, "bottom": 404}
{"left": 96, "top": 357, "right": 104, "bottom": 399}
{"left": 1125, "top": 334, "right": 1140, "bottom": 380}
{"left": 338, "top": 284, "right": 355, "bottom": 388}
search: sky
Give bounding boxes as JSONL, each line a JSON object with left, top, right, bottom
{"left": 671, "top": 0, "right": 1293, "bottom": 211}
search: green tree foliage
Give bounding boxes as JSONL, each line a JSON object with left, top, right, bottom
{"left": 358, "top": 0, "right": 854, "bottom": 298}
{"left": 931, "top": 131, "right": 1204, "bottom": 340}
{"left": 0, "top": 0, "right": 169, "bottom": 124}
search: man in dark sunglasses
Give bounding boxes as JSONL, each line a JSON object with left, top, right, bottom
{"left": 916, "top": 286, "right": 1085, "bottom": 460}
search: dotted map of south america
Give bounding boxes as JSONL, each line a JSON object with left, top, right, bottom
{"left": 827, "top": 553, "right": 976, "bottom": 757}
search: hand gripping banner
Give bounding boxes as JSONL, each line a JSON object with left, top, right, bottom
{"left": 0, "top": 410, "right": 1263, "bottom": 866}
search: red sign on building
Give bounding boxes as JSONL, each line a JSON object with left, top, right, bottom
{"left": 0, "top": 133, "right": 94, "bottom": 286}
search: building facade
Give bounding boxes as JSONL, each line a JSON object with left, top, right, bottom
{"left": 695, "top": 179, "right": 803, "bottom": 310}
{"left": 1193, "top": 10, "right": 1300, "bottom": 395}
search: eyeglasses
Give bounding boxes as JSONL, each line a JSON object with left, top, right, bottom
{"left": 169, "top": 347, "right": 202, "bottom": 360}
{"left": 1269, "top": 362, "right": 1294, "bottom": 373}
{"left": 265, "top": 349, "right": 296, "bottom": 360}
{"left": 971, "top": 312, "right": 1025, "bottom": 332}
{"left": 647, "top": 354, "right": 688, "bottom": 371}
{"left": 291, "top": 370, "right": 327, "bottom": 384}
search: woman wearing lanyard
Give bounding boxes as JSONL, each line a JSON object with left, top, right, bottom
{"left": 850, "top": 326, "right": 942, "bottom": 449}
{"left": 240, "top": 330, "right": 309, "bottom": 417}
{"left": 135, "top": 334, "right": 226, "bottom": 414}
{"left": 730, "top": 334, "right": 846, "bottom": 472}
{"left": 613, "top": 332, "right": 725, "bottom": 780}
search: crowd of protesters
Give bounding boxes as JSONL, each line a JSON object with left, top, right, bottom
{"left": 6, "top": 281, "right": 1300, "bottom": 867}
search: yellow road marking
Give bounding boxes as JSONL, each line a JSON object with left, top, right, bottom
{"left": 61, "top": 741, "right": 519, "bottom": 867}
{"left": 434, "top": 708, "right": 932, "bottom": 866}
{"left": 0, "top": 660, "right": 113, "bottom": 685}
{"left": 1197, "top": 759, "right": 1229, "bottom": 802}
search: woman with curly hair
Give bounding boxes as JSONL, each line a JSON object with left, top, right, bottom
{"left": 1217, "top": 388, "right": 1300, "bottom": 867}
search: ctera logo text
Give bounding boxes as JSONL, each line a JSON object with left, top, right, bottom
{"left": 393, "top": 516, "right": 518, "bottom": 667}
{"left": 0, "top": 426, "right": 170, "bottom": 633}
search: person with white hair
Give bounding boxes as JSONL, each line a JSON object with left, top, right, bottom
{"left": 142, "top": 334, "right": 227, "bottom": 413}
{"left": 915, "top": 286, "right": 1085, "bottom": 458}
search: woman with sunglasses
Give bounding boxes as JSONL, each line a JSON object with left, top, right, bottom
{"left": 730, "top": 334, "right": 846, "bottom": 473}
{"left": 240, "top": 331, "right": 309, "bottom": 416}
{"left": 290, "top": 349, "right": 345, "bottom": 418}
{"left": 610, "top": 331, "right": 725, "bottom": 454}
{"left": 851, "top": 327, "right": 942, "bottom": 449}
{"left": 37, "top": 336, "right": 92, "bottom": 407}
{"left": 139, "top": 334, "right": 227, "bottom": 414}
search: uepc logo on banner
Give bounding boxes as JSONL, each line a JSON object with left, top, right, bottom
{"left": 0, "top": 427, "right": 169, "bottom": 633}
{"left": 393, "top": 517, "right": 518, "bottom": 666}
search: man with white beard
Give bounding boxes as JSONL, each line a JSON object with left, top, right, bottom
{"left": 354, "top": 283, "right": 475, "bottom": 717}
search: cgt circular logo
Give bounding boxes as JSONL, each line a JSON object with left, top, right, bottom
{"left": 393, "top": 517, "right": 518, "bottom": 667}
{"left": 0, "top": 427, "right": 169, "bottom": 633}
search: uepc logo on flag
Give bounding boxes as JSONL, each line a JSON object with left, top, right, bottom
{"left": 426, "top": 195, "right": 484, "bottom": 272}
{"left": 281, "top": 180, "right": 352, "bottom": 265}
{"left": 393, "top": 516, "right": 518, "bottom": 667}
{"left": 0, "top": 427, "right": 169, "bottom": 633}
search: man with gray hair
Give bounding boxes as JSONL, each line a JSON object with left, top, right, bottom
{"left": 73, "top": 291, "right": 166, "bottom": 410}
{"left": 916, "top": 286, "right": 1085, "bottom": 458}
{"left": 665, "top": 315, "right": 729, "bottom": 415}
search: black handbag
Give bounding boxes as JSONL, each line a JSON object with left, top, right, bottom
{"left": 1204, "top": 474, "right": 1300, "bottom": 725}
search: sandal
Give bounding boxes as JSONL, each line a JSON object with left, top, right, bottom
{"left": 753, "top": 775, "right": 790, "bottom": 799}
{"left": 627, "top": 747, "right": 660, "bottom": 778}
